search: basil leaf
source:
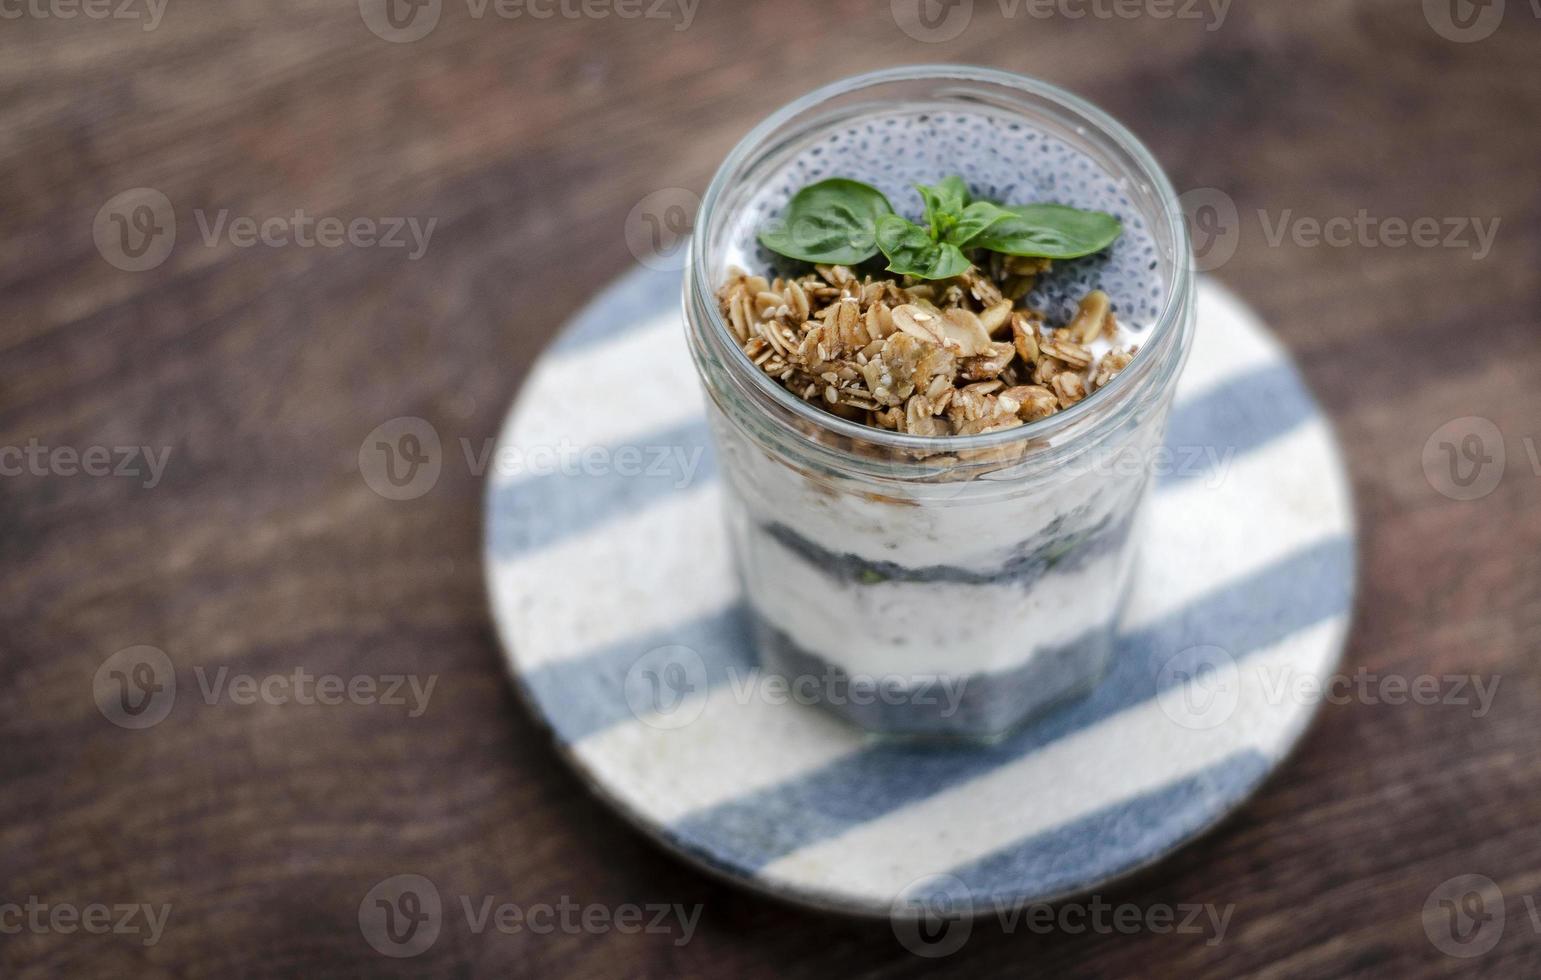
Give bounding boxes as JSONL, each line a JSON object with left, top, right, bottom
{"left": 917, "top": 176, "right": 970, "bottom": 218}
{"left": 966, "top": 203, "right": 1123, "bottom": 259}
{"left": 948, "top": 200, "right": 1016, "bottom": 246}
{"left": 915, "top": 177, "right": 970, "bottom": 241}
{"left": 757, "top": 178, "right": 894, "bottom": 264}
{"left": 876, "top": 214, "right": 973, "bottom": 280}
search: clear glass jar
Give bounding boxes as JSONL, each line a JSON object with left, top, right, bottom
{"left": 684, "top": 66, "right": 1195, "bottom": 738}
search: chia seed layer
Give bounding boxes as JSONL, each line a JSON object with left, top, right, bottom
{"left": 760, "top": 506, "right": 1138, "bottom": 589}
{"left": 722, "top": 108, "right": 1168, "bottom": 330}
{"left": 750, "top": 611, "right": 1113, "bottom": 737}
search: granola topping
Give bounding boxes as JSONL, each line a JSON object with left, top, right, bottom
{"left": 717, "top": 263, "right": 1139, "bottom": 436}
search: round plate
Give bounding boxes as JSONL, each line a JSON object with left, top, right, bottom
{"left": 483, "top": 266, "right": 1355, "bottom": 918}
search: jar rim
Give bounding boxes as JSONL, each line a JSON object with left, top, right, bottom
{"left": 688, "top": 64, "right": 1194, "bottom": 454}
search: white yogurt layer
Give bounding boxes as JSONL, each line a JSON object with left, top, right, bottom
{"left": 716, "top": 412, "right": 1162, "bottom": 681}
{"left": 733, "top": 510, "right": 1143, "bottom": 679}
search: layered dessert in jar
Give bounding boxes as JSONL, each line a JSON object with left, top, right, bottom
{"left": 683, "top": 67, "right": 1195, "bottom": 737}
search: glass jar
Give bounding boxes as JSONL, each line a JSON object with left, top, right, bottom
{"left": 684, "top": 65, "right": 1195, "bottom": 738}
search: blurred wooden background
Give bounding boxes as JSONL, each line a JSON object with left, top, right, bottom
{"left": 2, "top": 0, "right": 1539, "bottom": 976}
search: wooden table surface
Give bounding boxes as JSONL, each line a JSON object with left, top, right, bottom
{"left": 3, "top": 1, "right": 1538, "bottom": 976}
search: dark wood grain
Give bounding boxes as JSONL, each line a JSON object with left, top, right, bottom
{"left": 3, "top": 1, "right": 1539, "bottom": 976}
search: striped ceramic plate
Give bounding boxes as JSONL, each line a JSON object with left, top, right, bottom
{"left": 484, "top": 267, "right": 1355, "bottom": 917}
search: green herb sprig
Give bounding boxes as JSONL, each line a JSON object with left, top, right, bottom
{"left": 756, "top": 176, "right": 1122, "bottom": 279}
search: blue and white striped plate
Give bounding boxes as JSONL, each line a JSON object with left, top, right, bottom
{"left": 484, "top": 266, "right": 1356, "bottom": 917}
